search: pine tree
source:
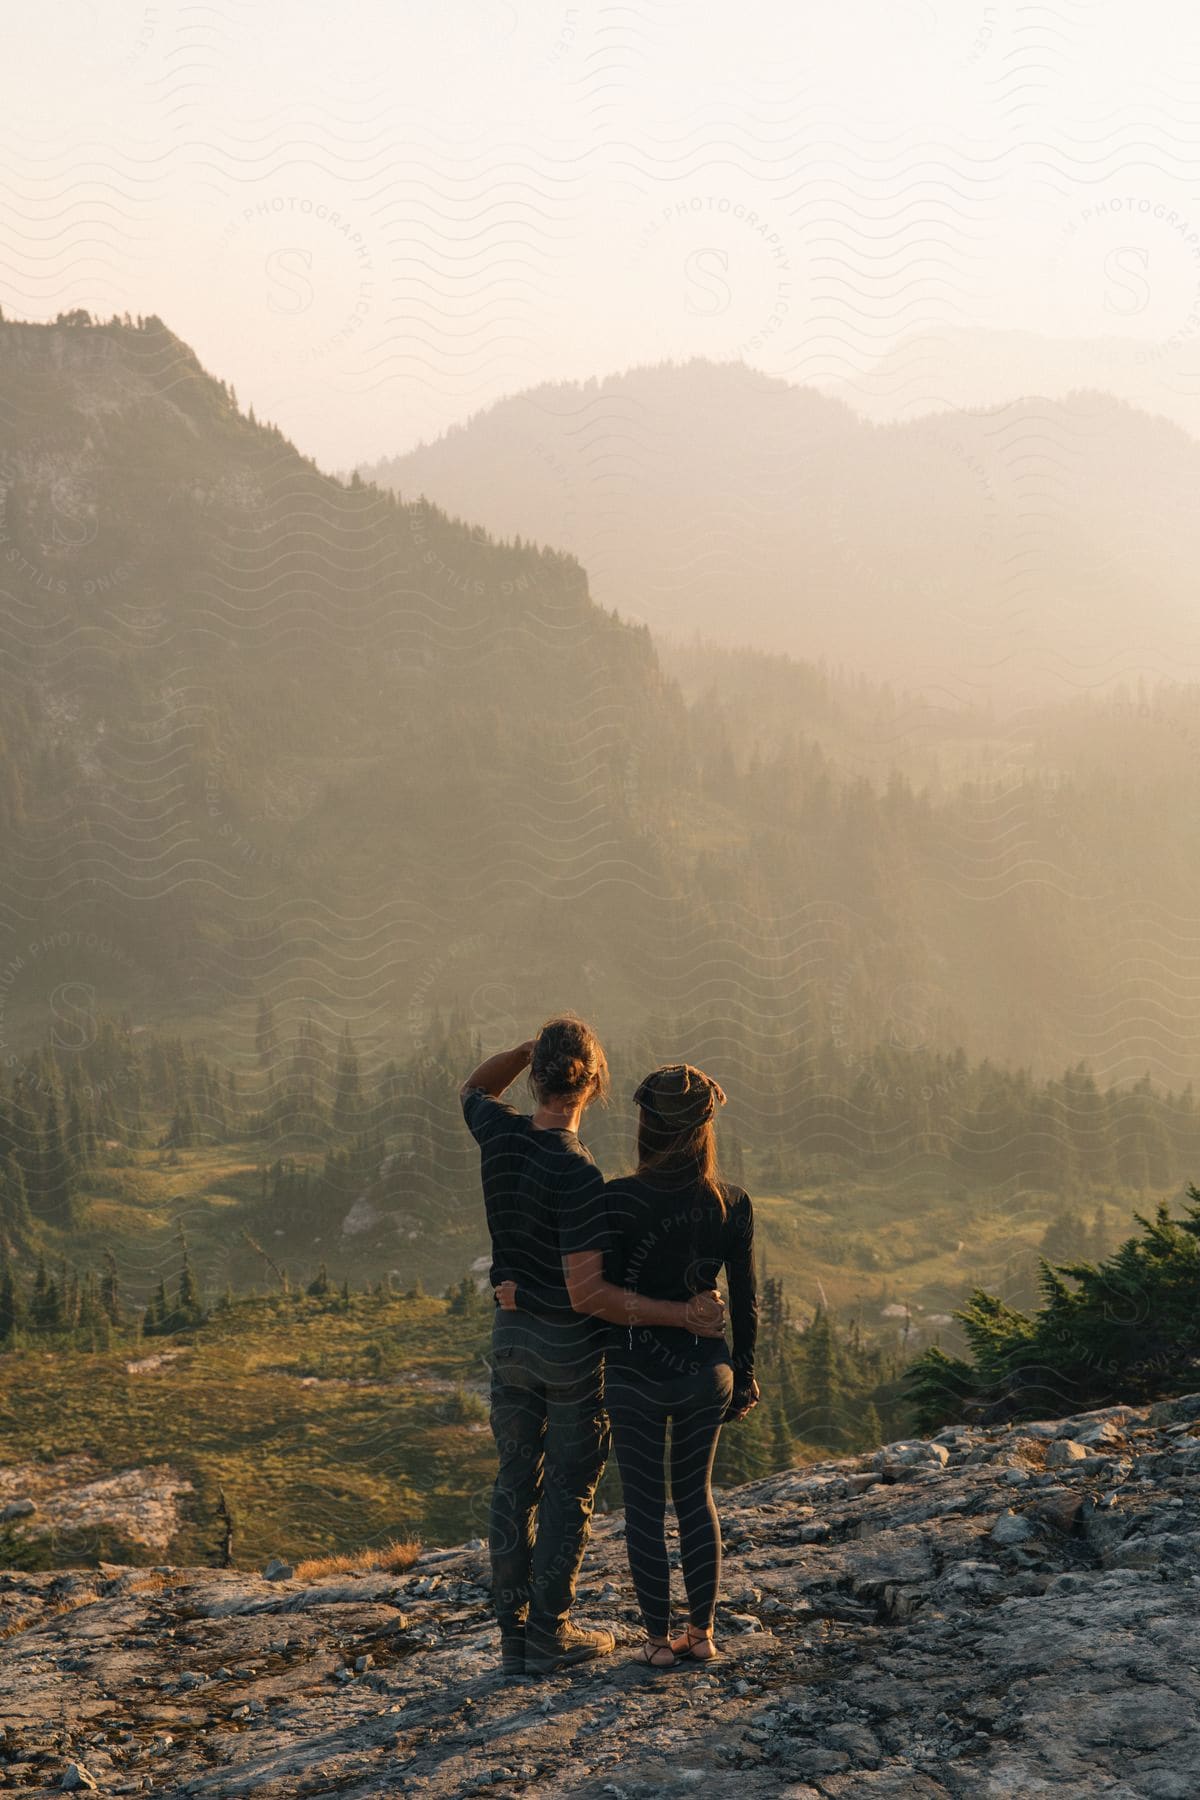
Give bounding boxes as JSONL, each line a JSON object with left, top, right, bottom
{"left": 66, "top": 1090, "right": 87, "bottom": 1173}
{"left": 176, "top": 1228, "right": 202, "bottom": 1326}
{"left": 769, "top": 1400, "right": 795, "bottom": 1472}
{"left": 0, "top": 1253, "right": 22, "bottom": 1341}
{"left": 332, "top": 1026, "right": 363, "bottom": 1138}
{"left": 256, "top": 996, "right": 280, "bottom": 1083}
{"left": 906, "top": 1189, "right": 1200, "bottom": 1429}
{"left": 39, "top": 1090, "right": 80, "bottom": 1230}
{"left": 446, "top": 1273, "right": 478, "bottom": 1315}
{"left": 165, "top": 1097, "right": 198, "bottom": 1148}
{"left": 0, "top": 1153, "right": 33, "bottom": 1239}
{"left": 857, "top": 1400, "right": 883, "bottom": 1451}
{"left": 99, "top": 1249, "right": 123, "bottom": 1325}
{"left": 144, "top": 1276, "right": 169, "bottom": 1334}
{"left": 801, "top": 1308, "right": 846, "bottom": 1451}
{"left": 714, "top": 1400, "right": 771, "bottom": 1484}
{"left": 30, "top": 1256, "right": 63, "bottom": 1331}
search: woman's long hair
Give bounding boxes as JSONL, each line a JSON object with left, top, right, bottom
{"left": 528, "top": 1013, "right": 610, "bottom": 1107}
{"left": 634, "top": 1064, "right": 727, "bottom": 1217}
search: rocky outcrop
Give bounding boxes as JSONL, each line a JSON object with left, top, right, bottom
{"left": 0, "top": 1457, "right": 193, "bottom": 1555}
{"left": 3, "top": 1398, "right": 1200, "bottom": 1797}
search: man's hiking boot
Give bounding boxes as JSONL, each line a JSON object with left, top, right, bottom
{"left": 525, "top": 1621, "right": 615, "bottom": 1676}
{"left": 500, "top": 1628, "right": 526, "bottom": 1680}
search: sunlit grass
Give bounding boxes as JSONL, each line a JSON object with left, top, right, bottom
{"left": 0, "top": 1293, "right": 495, "bottom": 1572}
{"left": 293, "top": 1538, "right": 421, "bottom": 1581}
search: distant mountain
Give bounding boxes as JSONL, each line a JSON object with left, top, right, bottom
{"left": 6, "top": 317, "right": 1200, "bottom": 1094}
{"left": 360, "top": 358, "right": 1200, "bottom": 701}
{"left": 810, "top": 326, "right": 1200, "bottom": 444}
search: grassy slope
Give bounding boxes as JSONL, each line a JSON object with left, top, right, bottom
{"left": 0, "top": 1294, "right": 496, "bottom": 1571}
{"left": 64, "top": 1133, "right": 1150, "bottom": 1344}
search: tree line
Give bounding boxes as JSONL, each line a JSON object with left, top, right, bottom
{"left": 1, "top": 1004, "right": 1198, "bottom": 1266}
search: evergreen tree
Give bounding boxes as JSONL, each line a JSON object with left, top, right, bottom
{"left": 907, "top": 1187, "right": 1200, "bottom": 1430}
{"left": 99, "top": 1249, "right": 123, "bottom": 1325}
{"left": 256, "top": 995, "right": 280, "bottom": 1092}
{"left": 175, "top": 1228, "right": 203, "bottom": 1326}
{"left": 801, "top": 1308, "right": 846, "bottom": 1450}
{"left": 857, "top": 1400, "right": 883, "bottom": 1451}
{"left": 714, "top": 1399, "right": 771, "bottom": 1484}
{"left": 0, "top": 1153, "right": 33, "bottom": 1239}
{"left": 332, "top": 1026, "right": 363, "bottom": 1138}
{"left": 0, "top": 1252, "right": 22, "bottom": 1340}
{"left": 144, "top": 1276, "right": 169, "bottom": 1334}
{"left": 165, "top": 1096, "right": 198, "bottom": 1148}
{"left": 30, "top": 1256, "right": 63, "bottom": 1331}
{"left": 38, "top": 1091, "right": 80, "bottom": 1230}
{"left": 769, "top": 1400, "right": 795, "bottom": 1472}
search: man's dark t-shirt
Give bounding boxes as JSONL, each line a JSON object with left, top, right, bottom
{"left": 601, "top": 1173, "right": 757, "bottom": 1382}
{"left": 461, "top": 1088, "right": 608, "bottom": 1350}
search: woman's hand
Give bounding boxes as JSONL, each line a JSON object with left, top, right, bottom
{"left": 494, "top": 1280, "right": 519, "bottom": 1310}
{"left": 725, "top": 1376, "right": 761, "bottom": 1422}
{"left": 684, "top": 1289, "right": 727, "bottom": 1338}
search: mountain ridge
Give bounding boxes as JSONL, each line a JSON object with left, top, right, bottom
{"left": 360, "top": 355, "right": 1200, "bottom": 701}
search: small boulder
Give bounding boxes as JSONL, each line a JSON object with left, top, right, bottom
{"left": 60, "top": 1767, "right": 99, "bottom": 1793}
{"left": 1148, "top": 1394, "right": 1200, "bottom": 1427}
{"left": 990, "top": 1510, "right": 1035, "bottom": 1546}
{"left": 873, "top": 1440, "right": 950, "bottom": 1479}
{"left": 1030, "top": 1487, "right": 1085, "bottom": 1532}
{"left": 1045, "top": 1438, "right": 1089, "bottom": 1468}
{"left": 262, "top": 1558, "right": 294, "bottom": 1581}
{"left": 1, "top": 1498, "right": 36, "bottom": 1522}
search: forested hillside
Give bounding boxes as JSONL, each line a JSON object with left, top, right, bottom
{"left": 4, "top": 314, "right": 1200, "bottom": 1109}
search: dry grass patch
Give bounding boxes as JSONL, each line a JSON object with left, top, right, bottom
{"left": 119, "top": 1570, "right": 170, "bottom": 1595}
{"left": 0, "top": 1590, "right": 99, "bottom": 1642}
{"left": 293, "top": 1538, "right": 421, "bottom": 1581}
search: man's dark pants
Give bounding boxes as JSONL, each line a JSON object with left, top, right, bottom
{"left": 488, "top": 1310, "right": 609, "bottom": 1640}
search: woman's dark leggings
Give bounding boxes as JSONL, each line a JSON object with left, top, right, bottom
{"left": 605, "top": 1361, "right": 734, "bottom": 1638}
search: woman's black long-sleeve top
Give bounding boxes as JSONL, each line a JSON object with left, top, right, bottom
{"left": 600, "top": 1173, "right": 758, "bottom": 1383}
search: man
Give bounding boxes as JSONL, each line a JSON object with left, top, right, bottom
{"left": 461, "top": 1016, "right": 726, "bottom": 1679}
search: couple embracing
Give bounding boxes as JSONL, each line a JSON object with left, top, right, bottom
{"left": 460, "top": 1014, "right": 759, "bottom": 1679}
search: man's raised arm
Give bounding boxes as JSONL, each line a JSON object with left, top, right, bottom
{"left": 460, "top": 1039, "right": 535, "bottom": 1101}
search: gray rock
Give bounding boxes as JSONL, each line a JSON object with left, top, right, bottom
{"left": 873, "top": 1439, "right": 951, "bottom": 1478}
{"left": 262, "top": 1558, "right": 294, "bottom": 1581}
{"left": 60, "top": 1766, "right": 99, "bottom": 1793}
{"left": 1, "top": 1498, "right": 36, "bottom": 1522}
{"left": 1045, "top": 1438, "right": 1089, "bottom": 1467}
{"left": 1147, "top": 1393, "right": 1200, "bottom": 1426}
{"left": 3, "top": 1396, "right": 1200, "bottom": 1799}
{"left": 989, "top": 1510, "right": 1035, "bottom": 1546}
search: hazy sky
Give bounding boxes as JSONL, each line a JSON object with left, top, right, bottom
{"left": 5, "top": 1, "right": 1200, "bottom": 465}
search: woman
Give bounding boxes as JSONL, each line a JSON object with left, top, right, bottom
{"left": 463, "top": 1019, "right": 727, "bottom": 1680}
{"left": 564, "top": 1063, "right": 759, "bottom": 1670}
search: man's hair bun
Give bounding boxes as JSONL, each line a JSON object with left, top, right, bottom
{"left": 530, "top": 1016, "right": 609, "bottom": 1104}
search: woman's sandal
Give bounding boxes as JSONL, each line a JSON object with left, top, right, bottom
{"left": 631, "top": 1633, "right": 678, "bottom": 1672}
{"left": 669, "top": 1623, "right": 724, "bottom": 1664}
